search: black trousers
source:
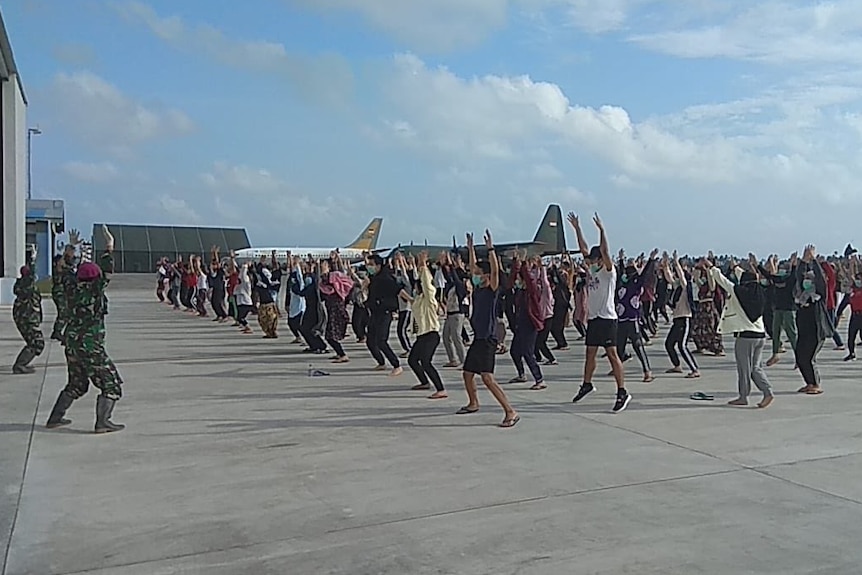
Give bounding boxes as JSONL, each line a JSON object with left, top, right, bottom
{"left": 534, "top": 318, "right": 555, "bottom": 362}
{"left": 397, "top": 310, "right": 412, "bottom": 351}
{"left": 665, "top": 317, "right": 698, "bottom": 371}
{"left": 849, "top": 313, "right": 862, "bottom": 355}
{"left": 327, "top": 336, "right": 345, "bottom": 358}
{"left": 352, "top": 304, "right": 369, "bottom": 340}
{"left": 408, "top": 331, "right": 444, "bottom": 392}
{"left": 550, "top": 305, "right": 569, "bottom": 348}
{"left": 180, "top": 285, "right": 192, "bottom": 309}
{"left": 367, "top": 312, "right": 399, "bottom": 368}
{"left": 287, "top": 313, "right": 303, "bottom": 339}
{"left": 211, "top": 291, "right": 228, "bottom": 319}
{"left": 618, "top": 319, "right": 651, "bottom": 373}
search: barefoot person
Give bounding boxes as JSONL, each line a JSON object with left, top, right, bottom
{"left": 407, "top": 251, "right": 447, "bottom": 399}
{"left": 706, "top": 255, "right": 774, "bottom": 408}
{"left": 456, "top": 230, "right": 520, "bottom": 428}
{"left": 568, "top": 212, "right": 631, "bottom": 413}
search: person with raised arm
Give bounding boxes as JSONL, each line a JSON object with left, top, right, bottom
{"left": 568, "top": 212, "right": 630, "bottom": 413}
{"left": 662, "top": 251, "right": 700, "bottom": 378}
{"left": 506, "top": 251, "right": 546, "bottom": 389}
{"left": 456, "top": 230, "right": 519, "bottom": 428}
{"left": 705, "top": 254, "right": 773, "bottom": 408}
{"left": 794, "top": 245, "right": 833, "bottom": 395}
{"left": 407, "top": 251, "right": 447, "bottom": 399}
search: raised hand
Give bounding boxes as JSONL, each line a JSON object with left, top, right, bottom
{"left": 102, "top": 225, "right": 114, "bottom": 251}
{"left": 417, "top": 251, "right": 428, "bottom": 267}
{"left": 68, "top": 228, "right": 81, "bottom": 246}
{"left": 466, "top": 232, "right": 474, "bottom": 250}
{"left": 593, "top": 212, "right": 604, "bottom": 230}
{"left": 484, "top": 229, "right": 493, "bottom": 249}
{"left": 566, "top": 212, "right": 579, "bottom": 228}
{"left": 650, "top": 248, "right": 660, "bottom": 259}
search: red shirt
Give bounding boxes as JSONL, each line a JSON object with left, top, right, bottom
{"left": 850, "top": 286, "right": 862, "bottom": 313}
{"left": 227, "top": 272, "right": 240, "bottom": 296}
{"left": 821, "top": 262, "right": 837, "bottom": 310}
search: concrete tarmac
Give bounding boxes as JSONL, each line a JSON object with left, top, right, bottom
{"left": 2, "top": 275, "right": 862, "bottom": 575}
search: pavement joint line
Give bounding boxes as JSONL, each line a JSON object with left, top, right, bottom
{"left": 1, "top": 342, "right": 53, "bottom": 575}
{"left": 516, "top": 388, "right": 862, "bottom": 507}
{"left": 52, "top": 467, "right": 745, "bottom": 575}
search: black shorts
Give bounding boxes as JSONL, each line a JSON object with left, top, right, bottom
{"left": 463, "top": 338, "right": 497, "bottom": 375}
{"left": 586, "top": 318, "right": 618, "bottom": 348}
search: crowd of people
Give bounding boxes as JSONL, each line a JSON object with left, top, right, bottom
{"left": 141, "top": 213, "right": 861, "bottom": 428}
{"left": 12, "top": 214, "right": 861, "bottom": 430}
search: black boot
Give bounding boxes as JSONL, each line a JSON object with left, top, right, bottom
{"left": 50, "top": 330, "right": 64, "bottom": 343}
{"left": 95, "top": 395, "right": 125, "bottom": 434}
{"left": 12, "top": 348, "right": 36, "bottom": 374}
{"left": 46, "top": 390, "right": 75, "bottom": 429}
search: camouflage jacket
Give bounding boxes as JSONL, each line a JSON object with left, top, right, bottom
{"left": 66, "top": 274, "right": 109, "bottom": 335}
{"left": 13, "top": 275, "right": 42, "bottom": 326}
{"left": 61, "top": 265, "right": 78, "bottom": 307}
{"left": 52, "top": 260, "right": 67, "bottom": 298}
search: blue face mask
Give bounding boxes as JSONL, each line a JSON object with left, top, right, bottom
{"left": 589, "top": 264, "right": 600, "bottom": 274}
{"left": 855, "top": 280, "right": 862, "bottom": 288}
{"left": 514, "top": 280, "right": 524, "bottom": 290}
{"left": 472, "top": 275, "right": 483, "bottom": 287}
{"left": 802, "top": 279, "right": 814, "bottom": 291}
{"left": 778, "top": 270, "right": 790, "bottom": 278}
{"left": 367, "top": 267, "right": 377, "bottom": 276}
{"left": 304, "top": 277, "right": 312, "bottom": 287}
{"left": 759, "top": 279, "right": 769, "bottom": 286}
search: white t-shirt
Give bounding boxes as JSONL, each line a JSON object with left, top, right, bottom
{"left": 586, "top": 266, "right": 618, "bottom": 321}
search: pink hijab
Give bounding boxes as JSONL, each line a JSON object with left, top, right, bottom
{"left": 319, "top": 271, "right": 353, "bottom": 300}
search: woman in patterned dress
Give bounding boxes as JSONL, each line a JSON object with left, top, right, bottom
{"left": 319, "top": 256, "right": 352, "bottom": 363}
{"left": 691, "top": 264, "right": 725, "bottom": 356}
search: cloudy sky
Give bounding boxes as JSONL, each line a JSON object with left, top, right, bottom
{"left": 7, "top": 0, "right": 862, "bottom": 254}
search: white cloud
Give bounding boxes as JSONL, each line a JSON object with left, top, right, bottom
{"left": 287, "top": 0, "right": 511, "bottom": 52}
{"left": 200, "top": 162, "right": 355, "bottom": 228}
{"left": 116, "top": 1, "right": 353, "bottom": 104}
{"left": 382, "top": 53, "right": 748, "bottom": 184}
{"left": 628, "top": 1, "right": 862, "bottom": 65}
{"left": 45, "top": 71, "right": 193, "bottom": 154}
{"left": 154, "top": 194, "right": 203, "bottom": 224}
{"left": 61, "top": 161, "right": 120, "bottom": 183}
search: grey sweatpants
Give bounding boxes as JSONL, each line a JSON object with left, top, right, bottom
{"left": 442, "top": 313, "right": 466, "bottom": 364}
{"left": 735, "top": 336, "right": 772, "bottom": 399}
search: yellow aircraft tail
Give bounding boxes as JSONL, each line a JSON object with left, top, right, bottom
{"left": 345, "top": 218, "right": 383, "bottom": 251}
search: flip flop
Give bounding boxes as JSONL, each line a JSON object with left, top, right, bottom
{"left": 529, "top": 383, "right": 548, "bottom": 390}
{"left": 499, "top": 415, "right": 520, "bottom": 428}
{"left": 805, "top": 388, "right": 824, "bottom": 395}
{"left": 456, "top": 406, "right": 479, "bottom": 415}
{"left": 690, "top": 392, "right": 714, "bottom": 401}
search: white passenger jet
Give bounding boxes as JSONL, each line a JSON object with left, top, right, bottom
{"left": 233, "top": 218, "right": 383, "bottom": 262}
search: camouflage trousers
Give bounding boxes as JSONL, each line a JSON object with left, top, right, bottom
{"left": 64, "top": 328, "right": 123, "bottom": 400}
{"left": 51, "top": 293, "right": 67, "bottom": 337}
{"left": 15, "top": 319, "right": 45, "bottom": 356}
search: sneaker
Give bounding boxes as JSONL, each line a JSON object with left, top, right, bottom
{"left": 844, "top": 354, "right": 856, "bottom": 362}
{"left": 612, "top": 389, "right": 632, "bottom": 413}
{"left": 572, "top": 383, "right": 595, "bottom": 403}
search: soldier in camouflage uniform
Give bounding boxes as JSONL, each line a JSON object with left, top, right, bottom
{"left": 50, "top": 245, "right": 78, "bottom": 341}
{"left": 46, "top": 227, "right": 125, "bottom": 434}
{"left": 12, "top": 265, "right": 45, "bottom": 374}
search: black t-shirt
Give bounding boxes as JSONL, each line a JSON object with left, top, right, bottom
{"left": 471, "top": 286, "right": 499, "bottom": 342}
{"left": 210, "top": 268, "right": 226, "bottom": 294}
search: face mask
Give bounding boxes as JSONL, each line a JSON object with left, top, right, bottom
{"left": 856, "top": 280, "right": 862, "bottom": 288}
{"left": 759, "top": 279, "right": 769, "bottom": 286}
{"left": 698, "top": 278, "right": 707, "bottom": 286}
{"left": 778, "top": 270, "right": 789, "bottom": 278}
{"left": 514, "top": 280, "right": 524, "bottom": 290}
{"left": 304, "top": 277, "right": 313, "bottom": 286}
{"left": 589, "top": 264, "right": 600, "bottom": 274}
{"left": 367, "top": 267, "right": 377, "bottom": 276}
{"left": 620, "top": 274, "right": 629, "bottom": 284}
{"left": 471, "top": 275, "right": 483, "bottom": 287}
{"left": 802, "top": 279, "right": 814, "bottom": 291}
